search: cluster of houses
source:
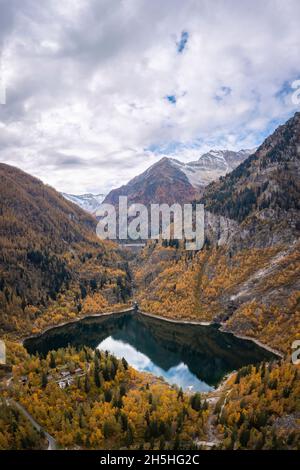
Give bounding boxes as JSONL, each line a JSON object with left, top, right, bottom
{"left": 56, "top": 367, "right": 85, "bottom": 389}
{"left": 19, "top": 365, "right": 87, "bottom": 390}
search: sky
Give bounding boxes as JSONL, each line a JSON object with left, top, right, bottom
{"left": 98, "top": 337, "right": 211, "bottom": 392}
{"left": 0, "top": 0, "right": 299, "bottom": 195}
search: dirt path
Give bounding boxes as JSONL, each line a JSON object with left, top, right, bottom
{"left": 194, "top": 398, "right": 221, "bottom": 449}
{"left": 195, "top": 375, "right": 233, "bottom": 449}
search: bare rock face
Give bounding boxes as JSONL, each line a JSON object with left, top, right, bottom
{"left": 204, "top": 211, "right": 240, "bottom": 247}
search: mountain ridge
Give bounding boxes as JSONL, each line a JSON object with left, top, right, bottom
{"left": 0, "top": 163, "right": 131, "bottom": 335}
{"left": 133, "top": 112, "right": 300, "bottom": 355}
{"left": 62, "top": 192, "right": 105, "bottom": 214}
{"left": 103, "top": 148, "right": 253, "bottom": 208}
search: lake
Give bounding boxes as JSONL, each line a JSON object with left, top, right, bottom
{"left": 24, "top": 311, "right": 275, "bottom": 392}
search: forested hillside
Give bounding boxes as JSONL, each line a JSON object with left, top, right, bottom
{"left": 3, "top": 342, "right": 299, "bottom": 450}
{"left": 0, "top": 398, "right": 45, "bottom": 450}
{"left": 0, "top": 164, "right": 132, "bottom": 336}
{"left": 134, "top": 113, "right": 300, "bottom": 356}
{"left": 201, "top": 112, "right": 300, "bottom": 247}
{"left": 215, "top": 361, "right": 300, "bottom": 450}
{"left": 5, "top": 342, "right": 207, "bottom": 450}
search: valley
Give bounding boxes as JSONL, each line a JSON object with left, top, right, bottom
{"left": 0, "top": 113, "right": 299, "bottom": 450}
{"left": 132, "top": 112, "right": 300, "bottom": 357}
{"left": 23, "top": 311, "right": 276, "bottom": 391}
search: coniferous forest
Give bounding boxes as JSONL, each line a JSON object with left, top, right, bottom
{"left": 0, "top": 0, "right": 300, "bottom": 460}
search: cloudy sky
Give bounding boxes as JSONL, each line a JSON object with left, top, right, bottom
{"left": 0, "top": 0, "right": 299, "bottom": 195}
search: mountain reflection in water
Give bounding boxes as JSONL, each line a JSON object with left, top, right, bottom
{"left": 98, "top": 337, "right": 211, "bottom": 392}
{"left": 24, "top": 311, "right": 275, "bottom": 391}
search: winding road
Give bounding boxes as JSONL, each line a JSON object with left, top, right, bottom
{"left": 7, "top": 399, "right": 57, "bottom": 450}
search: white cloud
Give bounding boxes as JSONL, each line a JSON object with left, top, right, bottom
{"left": 97, "top": 336, "right": 210, "bottom": 391}
{"left": 0, "top": 0, "right": 299, "bottom": 194}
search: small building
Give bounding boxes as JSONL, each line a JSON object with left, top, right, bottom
{"left": 61, "top": 371, "right": 70, "bottom": 378}
{"left": 58, "top": 380, "right": 66, "bottom": 389}
{"left": 20, "top": 376, "right": 28, "bottom": 385}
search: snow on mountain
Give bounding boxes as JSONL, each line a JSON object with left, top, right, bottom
{"left": 103, "top": 156, "right": 198, "bottom": 207}
{"left": 65, "top": 149, "right": 256, "bottom": 212}
{"left": 62, "top": 193, "right": 105, "bottom": 214}
{"left": 169, "top": 149, "right": 256, "bottom": 189}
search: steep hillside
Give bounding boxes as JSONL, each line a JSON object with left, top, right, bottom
{"left": 202, "top": 113, "right": 300, "bottom": 247}
{"left": 104, "top": 157, "right": 198, "bottom": 207}
{"left": 0, "top": 163, "right": 131, "bottom": 336}
{"left": 133, "top": 113, "right": 300, "bottom": 355}
{"left": 214, "top": 361, "right": 300, "bottom": 450}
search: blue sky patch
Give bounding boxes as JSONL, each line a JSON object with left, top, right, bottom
{"left": 166, "top": 94, "right": 177, "bottom": 104}
{"left": 275, "top": 79, "right": 300, "bottom": 103}
{"left": 146, "top": 139, "right": 203, "bottom": 156}
{"left": 177, "top": 31, "right": 189, "bottom": 53}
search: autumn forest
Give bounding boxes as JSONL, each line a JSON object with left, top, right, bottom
{"left": 0, "top": 113, "right": 300, "bottom": 452}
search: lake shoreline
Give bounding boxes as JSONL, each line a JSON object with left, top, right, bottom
{"left": 21, "top": 306, "right": 284, "bottom": 361}
{"left": 218, "top": 325, "right": 284, "bottom": 359}
{"left": 138, "top": 310, "right": 284, "bottom": 359}
{"left": 138, "top": 309, "right": 214, "bottom": 327}
{"left": 21, "top": 307, "right": 134, "bottom": 344}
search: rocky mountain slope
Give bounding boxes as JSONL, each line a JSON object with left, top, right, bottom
{"left": 103, "top": 149, "right": 253, "bottom": 207}
{"left": 173, "top": 148, "right": 254, "bottom": 189}
{"left": 1, "top": 114, "right": 299, "bottom": 352}
{"left": 62, "top": 192, "right": 105, "bottom": 214}
{"left": 133, "top": 113, "right": 300, "bottom": 355}
{"left": 0, "top": 163, "right": 131, "bottom": 336}
{"left": 104, "top": 157, "right": 198, "bottom": 207}
{"left": 202, "top": 113, "right": 300, "bottom": 248}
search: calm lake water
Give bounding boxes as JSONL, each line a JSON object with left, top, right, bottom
{"left": 24, "top": 311, "right": 275, "bottom": 392}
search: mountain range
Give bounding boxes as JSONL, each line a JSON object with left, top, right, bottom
{"left": 0, "top": 112, "right": 299, "bottom": 452}
{"left": 134, "top": 112, "right": 300, "bottom": 355}
{"left": 103, "top": 148, "right": 254, "bottom": 207}
{"left": 61, "top": 149, "right": 254, "bottom": 214}
{"left": 0, "top": 114, "right": 299, "bottom": 353}
{"left": 170, "top": 148, "right": 255, "bottom": 188}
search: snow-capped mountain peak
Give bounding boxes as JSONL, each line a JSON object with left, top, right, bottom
{"left": 167, "top": 148, "right": 255, "bottom": 189}
{"left": 63, "top": 148, "right": 256, "bottom": 212}
{"left": 62, "top": 192, "right": 105, "bottom": 214}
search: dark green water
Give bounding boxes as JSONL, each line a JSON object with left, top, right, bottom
{"left": 24, "top": 311, "right": 275, "bottom": 392}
